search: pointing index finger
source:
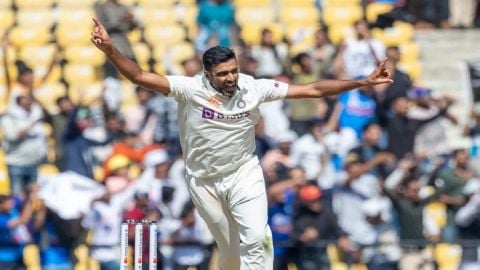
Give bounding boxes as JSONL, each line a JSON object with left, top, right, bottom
{"left": 379, "top": 58, "right": 388, "bottom": 68}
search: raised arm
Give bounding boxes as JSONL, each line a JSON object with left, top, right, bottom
{"left": 286, "top": 58, "right": 393, "bottom": 99}
{"left": 90, "top": 18, "right": 170, "bottom": 95}
{"left": 1, "top": 35, "right": 12, "bottom": 94}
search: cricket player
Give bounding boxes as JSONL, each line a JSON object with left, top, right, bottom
{"left": 91, "top": 18, "right": 393, "bottom": 270}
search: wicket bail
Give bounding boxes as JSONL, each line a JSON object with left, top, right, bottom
{"left": 120, "top": 220, "right": 158, "bottom": 270}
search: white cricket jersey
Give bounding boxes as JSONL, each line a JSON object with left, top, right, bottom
{"left": 166, "top": 73, "right": 288, "bottom": 179}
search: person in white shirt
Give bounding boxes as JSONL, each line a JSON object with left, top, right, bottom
{"left": 91, "top": 18, "right": 393, "bottom": 270}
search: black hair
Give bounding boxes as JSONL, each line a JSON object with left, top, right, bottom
{"left": 202, "top": 46, "right": 236, "bottom": 72}
{"left": 362, "top": 122, "right": 380, "bottom": 133}
{"left": 56, "top": 96, "right": 71, "bottom": 106}
{"left": 15, "top": 60, "right": 33, "bottom": 76}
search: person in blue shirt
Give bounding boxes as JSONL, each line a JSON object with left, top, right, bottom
{"left": 0, "top": 194, "right": 31, "bottom": 270}
{"left": 337, "top": 75, "right": 378, "bottom": 139}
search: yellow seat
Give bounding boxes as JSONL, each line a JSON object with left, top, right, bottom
{"left": 16, "top": 0, "right": 54, "bottom": 9}
{"left": 119, "top": 0, "right": 137, "bottom": 6}
{"left": 0, "top": 9, "right": 15, "bottom": 31}
{"left": 137, "top": 0, "right": 176, "bottom": 7}
{"left": 56, "top": 0, "right": 97, "bottom": 8}
{"left": 58, "top": 8, "right": 95, "bottom": 28}
{"left": 144, "top": 25, "right": 186, "bottom": 46}
{"left": 434, "top": 243, "right": 462, "bottom": 270}
{"left": 327, "top": 24, "right": 356, "bottom": 45}
{"left": 331, "top": 262, "right": 349, "bottom": 270}
{"left": 169, "top": 42, "right": 196, "bottom": 64}
{"left": 323, "top": 6, "right": 363, "bottom": 26}
{"left": 399, "top": 42, "right": 420, "bottom": 61}
{"left": 179, "top": 0, "right": 196, "bottom": 4}
{"left": 39, "top": 164, "right": 60, "bottom": 176}
{"left": 372, "top": 22, "right": 414, "bottom": 46}
{"left": 132, "top": 43, "right": 151, "bottom": 66}
{"left": 0, "top": 0, "right": 12, "bottom": 8}
{"left": 23, "top": 244, "right": 41, "bottom": 270}
{"left": 280, "top": 0, "right": 315, "bottom": 7}
{"left": 179, "top": 5, "right": 198, "bottom": 29}
{"left": 8, "top": 27, "right": 51, "bottom": 47}
{"left": 34, "top": 83, "right": 67, "bottom": 113}
{"left": 19, "top": 44, "right": 56, "bottom": 68}
{"left": 141, "top": 8, "right": 179, "bottom": 26}
{"left": 279, "top": 7, "right": 320, "bottom": 26}
{"left": 127, "top": 28, "right": 142, "bottom": 44}
{"left": 0, "top": 66, "right": 18, "bottom": 87}
{"left": 64, "top": 45, "right": 106, "bottom": 66}
{"left": 33, "top": 65, "right": 62, "bottom": 85}
{"left": 17, "top": 9, "right": 55, "bottom": 28}
{"left": 366, "top": 2, "right": 394, "bottom": 23}
{"left": 241, "top": 23, "right": 283, "bottom": 46}
{"left": 0, "top": 45, "right": 17, "bottom": 65}
{"left": 323, "top": 0, "right": 361, "bottom": 7}
{"left": 56, "top": 25, "right": 92, "bottom": 47}
{"left": 234, "top": 0, "right": 272, "bottom": 7}
{"left": 153, "top": 62, "right": 166, "bottom": 75}
{"left": 398, "top": 60, "right": 422, "bottom": 82}
{"left": 68, "top": 81, "right": 104, "bottom": 105}
{"left": 0, "top": 158, "right": 9, "bottom": 195}
{"left": 63, "top": 64, "right": 97, "bottom": 87}
{"left": 327, "top": 244, "right": 342, "bottom": 263}
{"left": 424, "top": 201, "right": 447, "bottom": 229}
{"left": 236, "top": 7, "right": 275, "bottom": 26}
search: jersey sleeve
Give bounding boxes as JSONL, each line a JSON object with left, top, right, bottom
{"left": 165, "top": 75, "right": 197, "bottom": 102}
{"left": 254, "top": 78, "right": 289, "bottom": 103}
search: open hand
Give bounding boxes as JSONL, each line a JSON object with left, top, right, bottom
{"left": 363, "top": 58, "right": 394, "bottom": 85}
{"left": 91, "top": 18, "right": 113, "bottom": 54}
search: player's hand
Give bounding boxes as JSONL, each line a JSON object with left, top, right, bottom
{"left": 91, "top": 18, "right": 113, "bottom": 54}
{"left": 363, "top": 58, "right": 394, "bottom": 86}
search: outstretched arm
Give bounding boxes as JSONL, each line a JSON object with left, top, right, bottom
{"left": 91, "top": 18, "right": 170, "bottom": 95}
{"left": 286, "top": 58, "right": 393, "bottom": 99}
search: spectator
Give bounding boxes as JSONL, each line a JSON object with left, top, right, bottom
{"left": 125, "top": 87, "right": 156, "bottom": 145}
{"left": 336, "top": 19, "right": 385, "bottom": 79}
{"left": 254, "top": 118, "right": 274, "bottom": 161}
{"left": 49, "top": 96, "right": 75, "bottom": 171}
{"left": 291, "top": 185, "right": 350, "bottom": 270}
{"left": 167, "top": 201, "right": 211, "bottom": 270}
{"left": 383, "top": 157, "right": 438, "bottom": 270}
{"left": 360, "top": 197, "right": 400, "bottom": 270}
{"left": 181, "top": 58, "right": 202, "bottom": 77}
{"left": 347, "top": 123, "right": 396, "bottom": 179}
{"left": 337, "top": 76, "right": 378, "bottom": 139}
{"left": 455, "top": 179, "right": 480, "bottom": 270}
{"left": 94, "top": 0, "right": 137, "bottom": 79}
{"left": 0, "top": 194, "right": 32, "bottom": 270}
{"left": 250, "top": 28, "right": 288, "bottom": 79}
{"left": 238, "top": 55, "right": 258, "bottom": 78}
{"left": 436, "top": 149, "right": 473, "bottom": 242}
{"left": 287, "top": 53, "right": 323, "bottom": 136}
{"left": 384, "top": 96, "right": 450, "bottom": 159}
{"left": 416, "top": 0, "right": 450, "bottom": 29}
{"left": 308, "top": 28, "right": 336, "bottom": 78}
{"left": 0, "top": 95, "right": 47, "bottom": 195}
{"left": 261, "top": 130, "right": 297, "bottom": 183}
{"left": 268, "top": 167, "right": 307, "bottom": 270}
{"left": 376, "top": 46, "right": 412, "bottom": 116}
{"left": 62, "top": 106, "right": 113, "bottom": 179}
{"left": 195, "top": 0, "right": 236, "bottom": 53}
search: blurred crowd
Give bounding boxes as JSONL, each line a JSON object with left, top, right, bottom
{"left": 1, "top": 0, "right": 480, "bottom": 270}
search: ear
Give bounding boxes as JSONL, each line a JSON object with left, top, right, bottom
{"left": 204, "top": 70, "right": 211, "bottom": 80}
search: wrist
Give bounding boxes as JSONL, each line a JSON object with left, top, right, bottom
{"left": 356, "top": 78, "right": 368, "bottom": 86}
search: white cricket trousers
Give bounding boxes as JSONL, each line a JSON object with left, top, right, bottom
{"left": 186, "top": 157, "right": 273, "bottom": 270}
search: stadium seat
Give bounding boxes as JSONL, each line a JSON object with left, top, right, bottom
{"left": 434, "top": 243, "right": 461, "bottom": 270}
{"left": 0, "top": 85, "right": 8, "bottom": 115}
{"left": 399, "top": 42, "right": 420, "bottom": 62}
{"left": 144, "top": 25, "right": 186, "bottom": 46}
{"left": 137, "top": 0, "right": 176, "bottom": 7}
{"left": 425, "top": 201, "right": 447, "bottom": 229}
{"left": 323, "top": 5, "right": 363, "bottom": 26}
{"left": 330, "top": 262, "right": 349, "bottom": 270}
{"left": 327, "top": 244, "right": 342, "bottom": 263}
{"left": 63, "top": 64, "right": 97, "bottom": 87}
{"left": 372, "top": 22, "right": 414, "bottom": 46}
{"left": 39, "top": 164, "right": 60, "bottom": 176}
{"left": 0, "top": 65, "right": 18, "bottom": 87}
{"left": 33, "top": 65, "right": 62, "bottom": 85}
{"left": 15, "top": 0, "right": 54, "bottom": 9}
{"left": 65, "top": 45, "right": 106, "bottom": 66}
{"left": 8, "top": 27, "right": 51, "bottom": 47}
{"left": 56, "top": 0, "right": 97, "bottom": 8}
{"left": 234, "top": 0, "right": 272, "bottom": 7}
{"left": 327, "top": 24, "right": 356, "bottom": 45}
{"left": 398, "top": 59, "right": 422, "bottom": 82}
{"left": 240, "top": 23, "right": 283, "bottom": 46}
{"left": 0, "top": 45, "right": 17, "bottom": 65}
{"left": 19, "top": 44, "right": 56, "bottom": 68}
{"left": 0, "top": 0, "right": 12, "bottom": 8}
{"left": 127, "top": 29, "right": 142, "bottom": 44}
{"left": 132, "top": 43, "right": 151, "bottom": 67}
{"left": 366, "top": 2, "right": 394, "bottom": 23}
{"left": 153, "top": 62, "right": 166, "bottom": 75}
{"left": 16, "top": 9, "right": 55, "bottom": 29}
{"left": 56, "top": 25, "right": 92, "bottom": 47}
{"left": 169, "top": 42, "right": 196, "bottom": 64}
{"left": 323, "top": 0, "right": 361, "bottom": 7}
{"left": 179, "top": 5, "right": 198, "bottom": 31}
{"left": 119, "top": 0, "right": 137, "bottom": 6}
{"left": 236, "top": 7, "right": 275, "bottom": 26}
{"left": 0, "top": 166, "right": 9, "bottom": 195}
{"left": 34, "top": 83, "right": 67, "bottom": 113}
{"left": 280, "top": 0, "right": 315, "bottom": 7}
{"left": 179, "top": 0, "right": 196, "bottom": 4}
{"left": 141, "top": 7, "right": 179, "bottom": 26}
{"left": 68, "top": 81, "right": 104, "bottom": 106}
{"left": 23, "top": 244, "right": 41, "bottom": 270}
{"left": 279, "top": 7, "right": 321, "bottom": 27}
{"left": 0, "top": 9, "right": 15, "bottom": 31}
{"left": 58, "top": 8, "right": 95, "bottom": 28}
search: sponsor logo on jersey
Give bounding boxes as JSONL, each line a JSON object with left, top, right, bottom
{"left": 202, "top": 107, "right": 250, "bottom": 120}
